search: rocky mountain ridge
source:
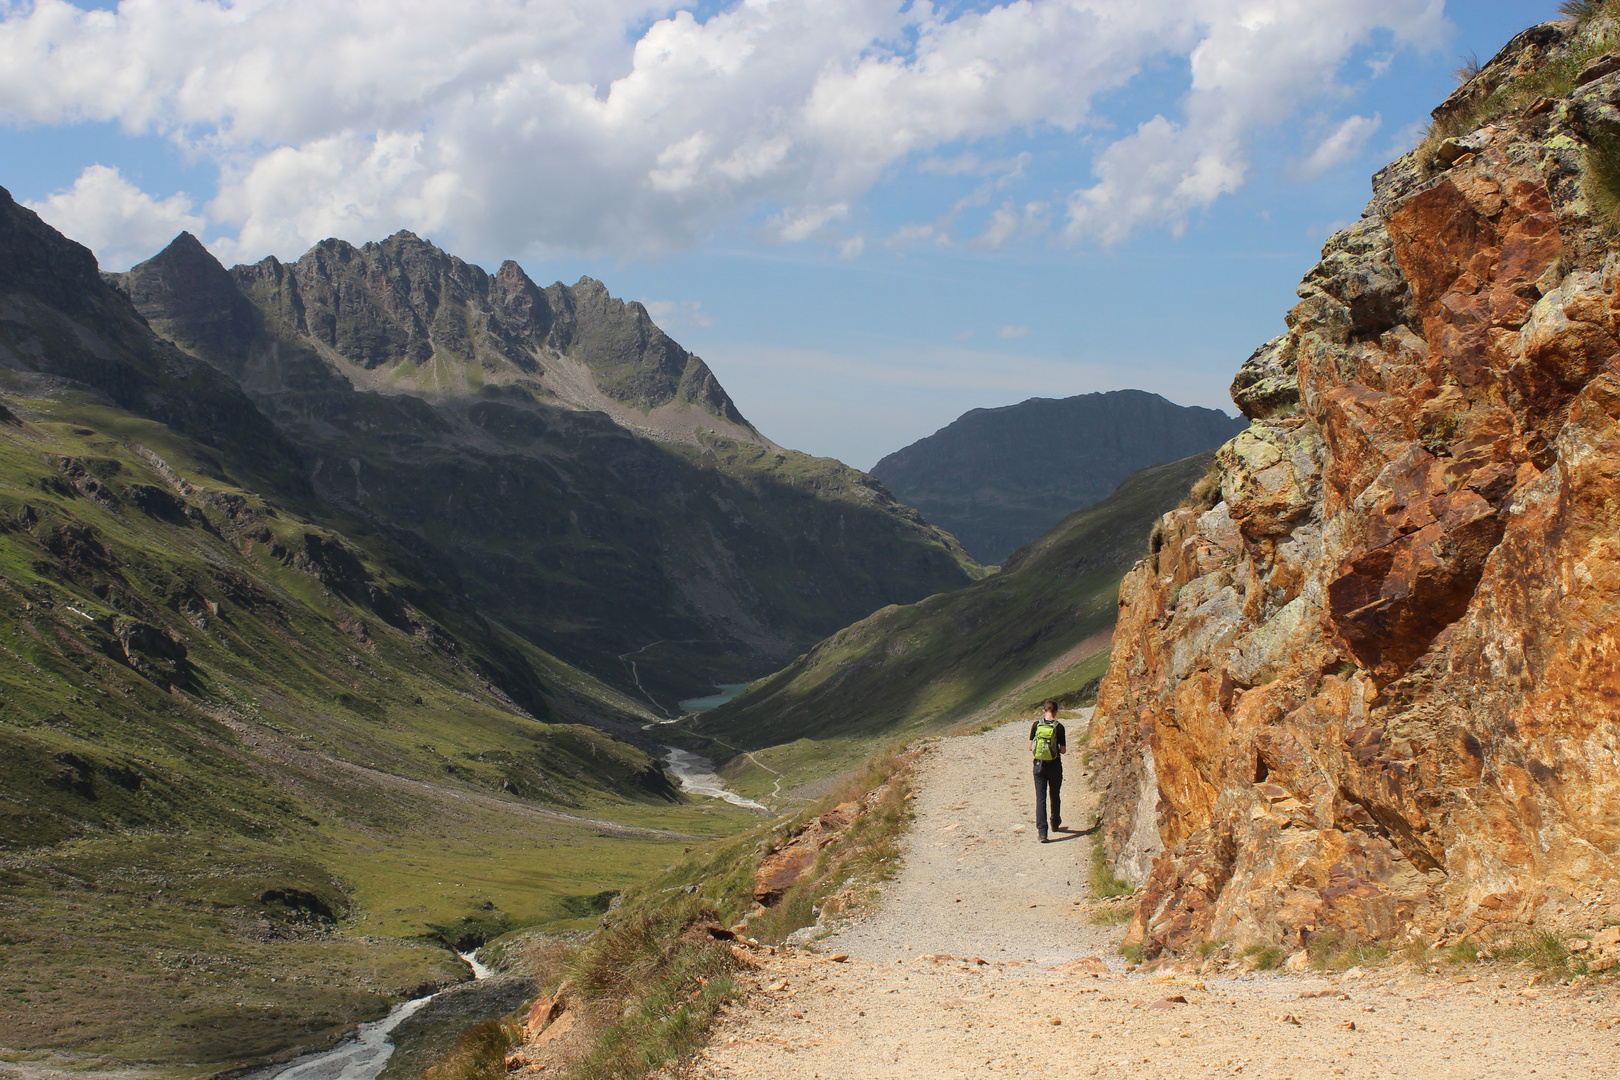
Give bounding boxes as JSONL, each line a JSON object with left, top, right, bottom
{"left": 110, "top": 227, "right": 979, "bottom": 705}
{"left": 871, "top": 390, "right": 1246, "bottom": 564}
{"left": 119, "top": 230, "right": 761, "bottom": 446}
{"left": 1092, "top": 15, "right": 1620, "bottom": 963}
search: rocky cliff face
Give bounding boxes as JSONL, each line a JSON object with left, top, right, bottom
{"left": 122, "top": 229, "right": 754, "bottom": 440}
{"left": 1093, "top": 17, "right": 1620, "bottom": 962}
{"left": 871, "top": 390, "right": 1246, "bottom": 565}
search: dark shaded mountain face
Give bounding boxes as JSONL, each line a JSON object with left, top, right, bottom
{"left": 0, "top": 190, "right": 306, "bottom": 495}
{"left": 113, "top": 229, "right": 978, "bottom": 706}
{"left": 691, "top": 451, "right": 1218, "bottom": 751}
{"left": 870, "top": 389, "right": 1247, "bottom": 564}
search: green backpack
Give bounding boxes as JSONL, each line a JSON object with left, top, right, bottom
{"left": 1033, "top": 719, "right": 1059, "bottom": 762}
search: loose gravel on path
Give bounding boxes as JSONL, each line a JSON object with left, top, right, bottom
{"left": 686, "top": 718, "right": 1620, "bottom": 1079}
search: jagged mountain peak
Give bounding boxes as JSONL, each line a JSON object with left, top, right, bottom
{"left": 161, "top": 229, "right": 210, "bottom": 255}
{"left": 117, "top": 229, "right": 764, "bottom": 447}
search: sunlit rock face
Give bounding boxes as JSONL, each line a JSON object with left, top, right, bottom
{"left": 1092, "top": 18, "right": 1620, "bottom": 961}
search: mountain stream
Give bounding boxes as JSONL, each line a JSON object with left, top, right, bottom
{"left": 660, "top": 747, "right": 768, "bottom": 811}
{"left": 260, "top": 949, "right": 491, "bottom": 1080}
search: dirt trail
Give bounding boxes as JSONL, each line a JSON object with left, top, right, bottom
{"left": 687, "top": 718, "right": 1620, "bottom": 1079}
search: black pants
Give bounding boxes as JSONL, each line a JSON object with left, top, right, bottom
{"left": 1033, "top": 763, "right": 1062, "bottom": 837}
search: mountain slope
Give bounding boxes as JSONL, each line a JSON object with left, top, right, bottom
{"left": 689, "top": 451, "right": 1217, "bottom": 753}
{"left": 0, "top": 189, "right": 760, "bottom": 1074}
{"left": 870, "top": 389, "right": 1246, "bottom": 564}
{"left": 114, "top": 231, "right": 980, "bottom": 706}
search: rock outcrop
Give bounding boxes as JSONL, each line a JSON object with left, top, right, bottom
{"left": 1093, "top": 17, "right": 1620, "bottom": 961}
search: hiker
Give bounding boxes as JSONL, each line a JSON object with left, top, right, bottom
{"left": 1029, "top": 698, "right": 1066, "bottom": 842}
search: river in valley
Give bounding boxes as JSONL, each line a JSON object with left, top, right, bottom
{"left": 660, "top": 747, "right": 768, "bottom": 811}
{"left": 642, "top": 682, "right": 767, "bottom": 810}
{"left": 258, "top": 950, "right": 491, "bottom": 1080}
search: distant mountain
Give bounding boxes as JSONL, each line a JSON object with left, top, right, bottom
{"left": 689, "top": 450, "right": 1218, "bottom": 751}
{"left": 112, "top": 229, "right": 980, "bottom": 706}
{"left": 870, "top": 390, "right": 1247, "bottom": 564}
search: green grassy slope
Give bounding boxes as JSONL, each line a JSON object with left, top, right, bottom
{"left": 0, "top": 381, "right": 760, "bottom": 1076}
{"left": 687, "top": 452, "right": 1218, "bottom": 755}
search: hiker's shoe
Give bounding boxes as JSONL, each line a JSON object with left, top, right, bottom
{"left": 1038, "top": 833, "right": 1049, "bottom": 843}
{"left": 1052, "top": 821, "right": 1063, "bottom": 831}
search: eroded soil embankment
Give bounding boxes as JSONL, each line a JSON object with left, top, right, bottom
{"left": 683, "top": 719, "right": 1620, "bottom": 1080}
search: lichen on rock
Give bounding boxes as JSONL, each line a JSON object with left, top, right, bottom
{"left": 1093, "top": 16, "right": 1620, "bottom": 964}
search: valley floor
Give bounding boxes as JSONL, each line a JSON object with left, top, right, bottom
{"left": 680, "top": 720, "right": 1620, "bottom": 1080}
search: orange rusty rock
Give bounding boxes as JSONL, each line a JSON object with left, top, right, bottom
{"left": 752, "top": 800, "right": 865, "bottom": 905}
{"left": 524, "top": 989, "right": 567, "bottom": 1037}
{"left": 534, "top": 1009, "right": 574, "bottom": 1046}
{"left": 1092, "top": 22, "right": 1620, "bottom": 964}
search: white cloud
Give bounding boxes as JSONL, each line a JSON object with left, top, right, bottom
{"left": 0, "top": 1, "right": 1450, "bottom": 264}
{"left": 640, "top": 298, "right": 713, "bottom": 331}
{"left": 23, "top": 164, "right": 205, "bottom": 271}
{"left": 884, "top": 221, "right": 950, "bottom": 251}
{"left": 997, "top": 325, "right": 1028, "bottom": 339}
{"left": 891, "top": 151, "right": 1042, "bottom": 251}
{"left": 1289, "top": 113, "right": 1381, "bottom": 180}
{"left": 919, "top": 153, "right": 987, "bottom": 176}
{"left": 918, "top": 152, "right": 1029, "bottom": 181}
{"left": 971, "top": 199, "right": 1050, "bottom": 251}
{"left": 1062, "top": 0, "right": 1447, "bottom": 246}
{"left": 838, "top": 233, "right": 865, "bottom": 259}
{"left": 765, "top": 202, "right": 850, "bottom": 244}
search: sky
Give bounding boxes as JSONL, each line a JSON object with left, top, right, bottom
{"left": 0, "top": 0, "right": 1561, "bottom": 470}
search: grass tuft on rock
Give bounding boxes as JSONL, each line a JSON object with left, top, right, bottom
{"left": 1490, "top": 929, "right": 1585, "bottom": 975}
{"left": 1582, "top": 131, "right": 1620, "bottom": 234}
{"left": 419, "top": 1020, "right": 521, "bottom": 1080}
{"left": 1089, "top": 844, "right": 1134, "bottom": 899}
{"left": 1307, "top": 934, "right": 1391, "bottom": 972}
{"left": 1088, "top": 905, "right": 1131, "bottom": 927}
{"left": 1244, "top": 944, "right": 1284, "bottom": 971}
{"left": 1416, "top": 15, "right": 1620, "bottom": 175}
{"left": 1560, "top": 0, "right": 1617, "bottom": 26}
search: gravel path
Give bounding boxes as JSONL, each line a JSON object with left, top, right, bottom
{"left": 814, "top": 714, "right": 1109, "bottom": 967}
{"left": 685, "top": 718, "right": 1620, "bottom": 1079}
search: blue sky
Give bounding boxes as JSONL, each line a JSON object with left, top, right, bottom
{"left": 0, "top": 1, "right": 1558, "bottom": 469}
